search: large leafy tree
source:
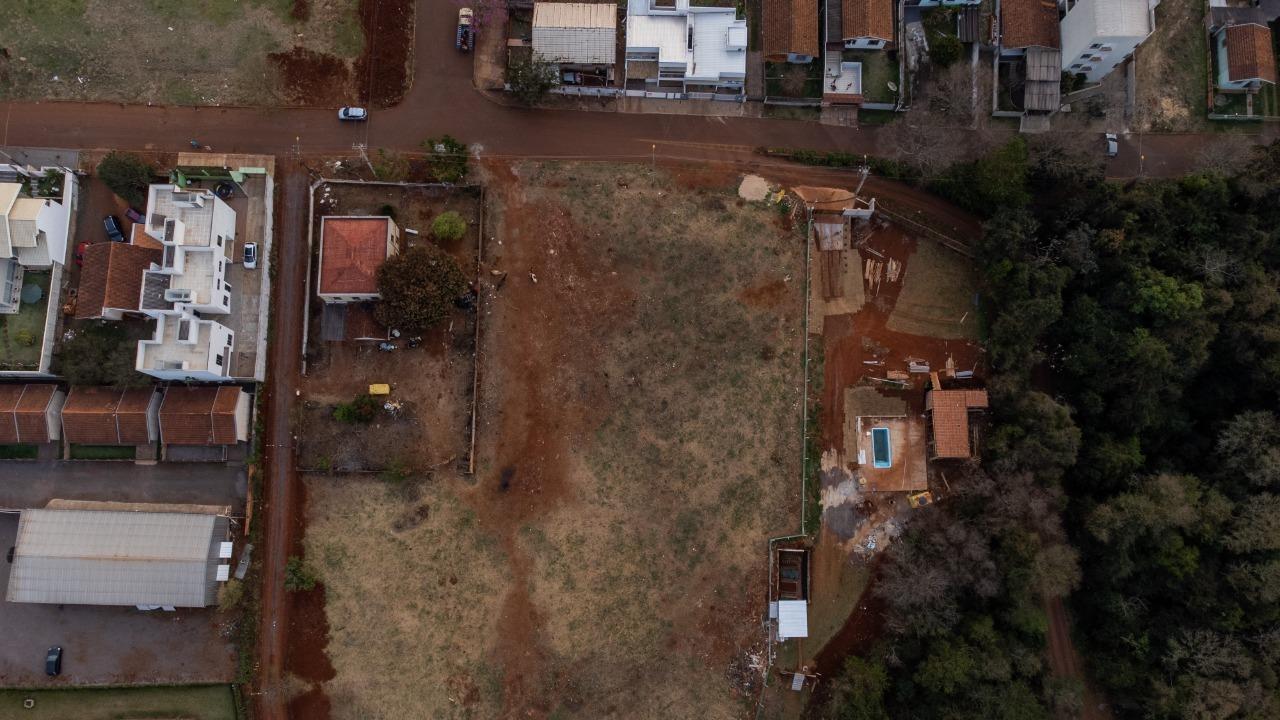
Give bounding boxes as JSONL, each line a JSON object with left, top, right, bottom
{"left": 374, "top": 245, "right": 467, "bottom": 333}
{"left": 96, "top": 152, "right": 153, "bottom": 208}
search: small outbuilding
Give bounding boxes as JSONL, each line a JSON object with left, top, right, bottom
{"left": 159, "top": 386, "right": 250, "bottom": 446}
{"left": 5, "top": 508, "right": 231, "bottom": 608}
{"left": 61, "top": 386, "right": 160, "bottom": 445}
{"left": 926, "top": 388, "right": 989, "bottom": 459}
{"left": 0, "top": 384, "right": 66, "bottom": 445}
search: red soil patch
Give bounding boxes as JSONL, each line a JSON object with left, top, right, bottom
{"left": 740, "top": 278, "right": 791, "bottom": 309}
{"left": 269, "top": 47, "right": 352, "bottom": 106}
{"left": 355, "top": 0, "right": 415, "bottom": 107}
{"left": 283, "top": 478, "right": 335, "bottom": 719}
{"left": 819, "top": 225, "right": 983, "bottom": 454}
{"left": 468, "top": 162, "right": 634, "bottom": 717}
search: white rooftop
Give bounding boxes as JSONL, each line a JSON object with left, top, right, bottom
{"left": 777, "top": 600, "right": 809, "bottom": 639}
{"left": 1076, "top": 0, "right": 1151, "bottom": 36}
{"left": 690, "top": 11, "right": 747, "bottom": 81}
{"left": 626, "top": 3, "right": 746, "bottom": 80}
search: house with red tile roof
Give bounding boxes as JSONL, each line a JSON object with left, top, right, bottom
{"left": 158, "top": 386, "right": 249, "bottom": 446}
{"left": 841, "top": 0, "right": 895, "bottom": 50}
{"left": 61, "top": 386, "right": 160, "bottom": 445}
{"left": 75, "top": 243, "right": 162, "bottom": 320}
{"left": 764, "top": 0, "right": 820, "bottom": 62}
{"left": 318, "top": 217, "right": 402, "bottom": 303}
{"left": 0, "top": 384, "right": 66, "bottom": 445}
{"left": 925, "top": 388, "right": 989, "bottom": 459}
{"left": 1215, "top": 23, "right": 1277, "bottom": 92}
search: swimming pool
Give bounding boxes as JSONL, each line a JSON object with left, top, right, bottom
{"left": 871, "top": 427, "right": 892, "bottom": 468}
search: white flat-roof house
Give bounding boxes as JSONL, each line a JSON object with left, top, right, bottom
{"left": 532, "top": 2, "right": 618, "bottom": 85}
{"left": 1060, "top": 0, "right": 1155, "bottom": 83}
{"left": 0, "top": 180, "right": 70, "bottom": 315}
{"left": 135, "top": 184, "right": 238, "bottom": 382}
{"left": 625, "top": 0, "right": 748, "bottom": 94}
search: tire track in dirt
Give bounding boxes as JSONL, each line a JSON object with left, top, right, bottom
{"left": 1046, "top": 597, "right": 1115, "bottom": 720}
{"left": 468, "top": 161, "right": 632, "bottom": 718}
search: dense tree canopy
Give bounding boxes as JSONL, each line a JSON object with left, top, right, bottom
{"left": 96, "top": 152, "right": 153, "bottom": 208}
{"left": 820, "top": 141, "right": 1280, "bottom": 720}
{"left": 375, "top": 244, "right": 468, "bottom": 333}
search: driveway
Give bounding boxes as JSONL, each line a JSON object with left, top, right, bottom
{"left": 0, "top": 514, "right": 237, "bottom": 687}
{"left": 0, "top": 462, "right": 246, "bottom": 512}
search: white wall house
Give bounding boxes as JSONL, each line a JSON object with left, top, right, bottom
{"left": 626, "top": 0, "right": 748, "bottom": 93}
{"left": 1060, "top": 0, "right": 1155, "bottom": 83}
{"left": 532, "top": 2, "right": 617, "bottom": 84}
{"left": 135, "top": 184, "right": 238, "bottom": 382}
{"left": 0, "top": 177, "right": 71, "bottom": 314}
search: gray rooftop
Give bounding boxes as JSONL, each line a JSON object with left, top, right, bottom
{"left": 5, "top": 509, "right": 228, "bottom": 607}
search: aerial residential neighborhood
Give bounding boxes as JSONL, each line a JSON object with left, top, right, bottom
{"left": 0, "top": 1, "right": 1278, "bottom": 719}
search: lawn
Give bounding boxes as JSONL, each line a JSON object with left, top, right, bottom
{"left": 0, "top": 270, "right": 50, "bottom": 372}
{"left": 307, "top": 161, "right": 807, "bottom": 718}
{"left": 0, "top": 445, "right": 37, "bottom": 459}
{"left": 0, "top": 0, "right": 364, "bottom": 105}
{"left": 844, "top": 49, "right": 899, "bottom": 104}
{"left": 0, "top": 685, "right": 236, "bottom": 720}
{"left": 766, "top": 61, "right": 824, "bottom": 99}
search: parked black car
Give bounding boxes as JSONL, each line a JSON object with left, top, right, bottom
{"left": 45, "top": 646, "right": 62, "bottom": 676}
{"left": 103, "top": 215, "right": 125, "bottom": 242}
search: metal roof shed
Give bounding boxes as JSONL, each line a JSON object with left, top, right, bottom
{"left": 5, "top": 509, "right": 230, "bottom": 608}
{"left": 532, "top": 3, "right": 618, "bottom": 65}
{"left": 777, "top": 599, "right": 809, "bottom": 639}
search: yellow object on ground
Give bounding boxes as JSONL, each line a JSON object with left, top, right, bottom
{"left": 368, "top": 384, "right": 391, "bottom": 396}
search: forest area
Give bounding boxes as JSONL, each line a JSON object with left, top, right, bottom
{"left": 812, "top": 139, "right": 1280, "bottom": 720}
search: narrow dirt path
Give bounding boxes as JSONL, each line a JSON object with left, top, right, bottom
{"left": 255, "top": 163, "right": 309, "bottom": 720}
{"left": 1046, "top": 597, "right": 1115, "bottom": 720}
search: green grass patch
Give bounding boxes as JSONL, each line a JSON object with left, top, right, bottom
{"left": 765, "top": 61, "right": 823, "bottom": 99}
{"left": 332, "top": 6, "right": 366, "bottom": 58}
{"left": 0, "top": 271, "right": 50, "bottom": 371}
{"left": 69, "top": 444, "right": 137, "bottom": 460}
{"left": 857, "top": 108, "right": 899, "bottom": 125}
{"left": 0, "top": 444, "right": 37, "bottom": 460}
{"left": 0, "top": 685, "right": 236, "bottom": 720}
{"left": 844, "top": 49, "right": 899, "bottom": 104}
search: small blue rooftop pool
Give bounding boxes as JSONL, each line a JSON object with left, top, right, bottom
{"left": 871, "top": 427, "right": 892, "bottom": 469}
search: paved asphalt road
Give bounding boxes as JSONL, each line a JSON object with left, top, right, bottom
{"left": 0, "top": 461, "right": 245, "bottom": 511}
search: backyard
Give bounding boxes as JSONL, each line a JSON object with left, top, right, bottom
{"left": 844, "top": 50, "right": 900, "bottom": 105}
{"left": 0, "top": 0, "right": 373, "bottom": 106}
{"left": 0, "top": 270, "right": 50, "bottom": 372}
{"left": 302, "top": 161, "right": 808, "bottom": 718}
{"left": 0, "top": 685, "right": 236, "bottom": 720}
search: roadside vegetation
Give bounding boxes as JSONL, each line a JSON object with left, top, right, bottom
{"left": 815, "top": 139, "right": 1280, "bottom": 718}
{"left": 0, "top": 685, "right": 236, "bottom": 720}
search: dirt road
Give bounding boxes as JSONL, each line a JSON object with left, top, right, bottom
{"left": 255, "top": 164, "right": 309, "bottom": 720}
{"left": 1046, "top": 597, "right": 1114, "bottom": 720}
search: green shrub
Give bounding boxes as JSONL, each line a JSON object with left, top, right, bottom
{"left": 378, "top": 204, "right": 396, "bottom": 219}
{"left": 14, "top": 329, "right": 34, "bottom": 347}
{"left": 284, "top": 556, "right": 318, "bottom": 592}
{"left": 332, "top": 393, "right": 381, "bottom": 424}
{"left": 930, "top": 34, "right": 963, "bottom": 68}
{"left": 431, "top": 211, "right": 467, "bottom": 241}
{"left": 422, "top": 135, "right": 468, "bottom": 183}
{"left": 97, "top": 152, "right": 153, "bottom": 208}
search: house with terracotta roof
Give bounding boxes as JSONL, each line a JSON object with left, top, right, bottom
{"left": 925, "top": 388, "right": 988, "bottom": 459}
{"left": 1060, "top": 0, "right": 1154, "bottom": 83}
{"left": 840, "top": 0, "right": 895, "bottom": 50}
{"left": 75, "top": 243, "right": 162, "bottom": 320}
{"left": 61, "top": 386, "right": 160, "bottom": 446}
{"left": 158, "top": 386, "right": 250, "bottom": 446}
{"left": 318, "top": 216, "right": 402, "bottom": 304}
{"left": 0, "top": 384, "right": 66, "bottom": 446}
{"left": 1215, "top": 23, "right": 1277, "bottom": 92}
{"left": 764, "top": 0, "right": 820, "bottom": 63}
{"left": 999, "top": 0, "right": 1060, "bottom": 53}
{"left": 134, "top": 184, "right": 238, "bottom": 382}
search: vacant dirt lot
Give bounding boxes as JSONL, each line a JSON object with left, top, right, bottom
{"left": 0, "top": 0, "right": 386, "bottom": 106}
{"left": 305, "top": 161, "right": 807, "bottom": 719}
{"left": 1133, "top": 0, "right": 1208, "bottom": 131}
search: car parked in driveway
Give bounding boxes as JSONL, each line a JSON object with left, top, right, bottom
{"left": 243, "top": 242, "right": 257, "bottom": 269}
{"left": 124, "top": 208, "right": 145, "bottom": 224}
{"left": 1105, "top": 133, "right": 1119, "bottom": 159}
{"left": 103, "top": 215, "right": 124, "bottom": 242}
{"left": 74, "top": 242, "right": 88, "bottom": 267}
{"left": 338, "top": 107, "right": 368, "bottom": 121}
{"left": 45, "top": 646, "right": 61, "bottom": 676}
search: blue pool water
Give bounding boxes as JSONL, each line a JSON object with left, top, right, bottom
{"left": 871, "top": 427, "right": 892, "bottom": 468}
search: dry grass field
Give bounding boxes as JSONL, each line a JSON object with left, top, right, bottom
{"left": 884, "top": 235, "right": 979, "bottom": 341}
{"left": 1133, "top": 0, "right": 1209, "bottom": 132}
{"left": 0, "top": 0, "right": 363, "bottom": 105}
{"left": 304, "top": 161, "right": 808, "bottom": 719}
